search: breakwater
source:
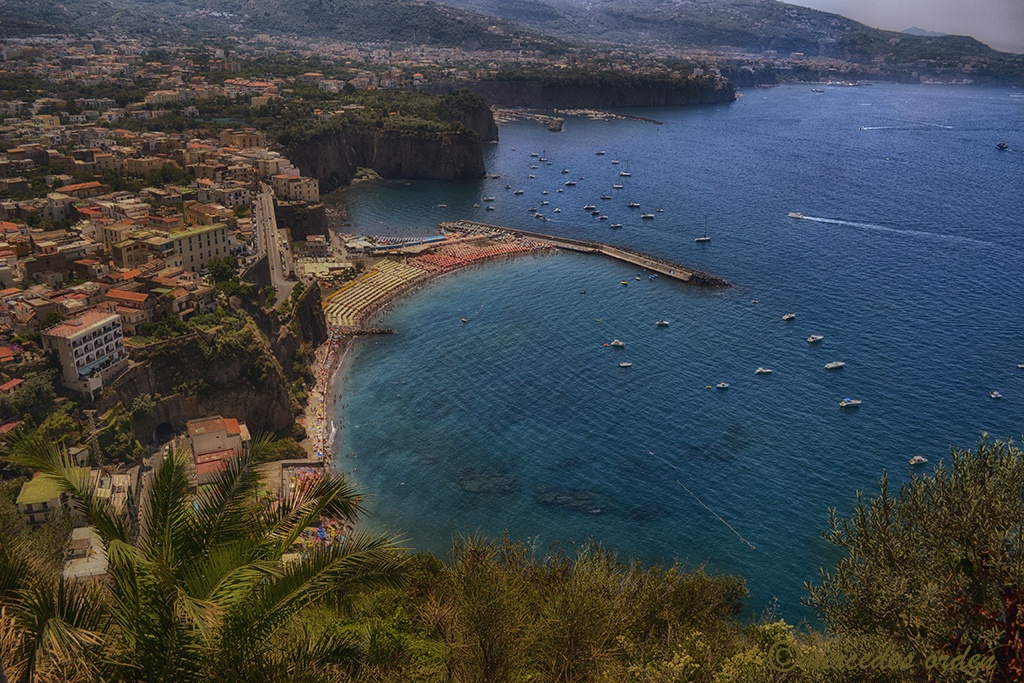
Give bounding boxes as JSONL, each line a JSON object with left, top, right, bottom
{"left": 441, "top": 220, "right": 731, "bottom": 287}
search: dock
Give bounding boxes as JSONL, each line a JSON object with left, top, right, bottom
{"left": 440, "top": 221, "right": 730, "bottom": 287}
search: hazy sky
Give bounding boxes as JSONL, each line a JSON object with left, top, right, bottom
{"left": 785, "top": 0, "right": 1024, "bottom": 53}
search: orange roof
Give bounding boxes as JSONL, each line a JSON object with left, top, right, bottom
{"left": 106, "top": 288, "right": 148, "bottom": 303}
{"left": 60, "top": 181, "right": 103, "bottom": 193}
{"left": 0, "top": 288, "right": 21, "bottom": 297}
{"left": 224, "top": 418, "right": 240, "bottom": 435}
{"left": 187, "top": 416, "right": 226, "bottom": 437}
{"left": 0, "top": 378, "right": 24, "bottom": 392}
{"left": 0, "top": 421, "right": 22, "bottom": 435}
{"left": 196, "top": 448, "right": 237, "bottom": 465}
{"left": 0, "top": 221, "right": 20, "bottom": 233}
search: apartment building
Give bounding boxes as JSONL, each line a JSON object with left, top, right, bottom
{"left": 41, "top": 309, "right": 127, "bottom": 398}
{"left": 187, "top": 415, "right": 251, "bottom": 485}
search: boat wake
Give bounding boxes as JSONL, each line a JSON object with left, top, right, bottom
{"left": 796, "top": 215, "right": 991, "bottom": 247}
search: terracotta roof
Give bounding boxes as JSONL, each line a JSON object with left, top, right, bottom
{"left": 106, "top": 288, "right": 148, "bottom": 303}
{"left": 223, "top": 418, "right": 240, "bottom": 436}
{"left": 0, "top": 378, "right": 24, "bottom": 392}
{"left": 187, "top": 416, "right": 226, "bottom": 437}
{"left": 195, "top": 448, "right": 238, "bottom": 465}
{"left": 0, "top": 420, "right": 22, "bottom": 435}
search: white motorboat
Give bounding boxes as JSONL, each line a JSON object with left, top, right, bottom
{"left": 641, "top": 213, "right": 655, "bottom": 219}
{"left": 909, "top": 456, "right": 928, "bottom": 465}
{"left": 782, "top": 313, "right": 796, "bottom": 321}
{"left": 807, "top": 335, "right": 824, "bottom": 343}
{"left": 716, "top": 382, "right": 729, "bottom": 390}
{"left": 991, "top": 391, "right": 1003, "bottom": 399}
{"left": 755, "top": 367, "right": 773, "bottom": 374}
{"left": 610, "top": 339, "right": 626, "bottom": 348}
{"left": 609, "top": 223, "right": 622, "bottom": 228}
{"left": 839, "top": 398, "right": 862, "bottom": 408}
{"left": 824, "top": 361, "right": 845, "bottom": 370}
{"left": 655, "top": 320, "right": 670, "bottom": 326}
{"left": 619, "top": 361, "right": 632, "bottom": 367}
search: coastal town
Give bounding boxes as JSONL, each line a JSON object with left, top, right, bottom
{"left": 0, "top": 0, "right": 1022, "bottom": 671}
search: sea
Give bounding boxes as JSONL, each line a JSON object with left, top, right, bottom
{"left": 332, "top": 83, "right": 1024, "bottom": 622}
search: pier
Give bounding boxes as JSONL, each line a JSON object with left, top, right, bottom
{"left": 440, "top": 221, "right": 730, "bottom": 287}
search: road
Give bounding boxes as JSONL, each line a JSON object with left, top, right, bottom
{"left": 253, "top": 183, "right": 296, "bottom": 302}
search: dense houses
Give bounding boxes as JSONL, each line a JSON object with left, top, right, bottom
{"left": 0, "top": 104, "right": 325, "bottom": 401}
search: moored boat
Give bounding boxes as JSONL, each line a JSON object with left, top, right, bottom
{"left": 909, "top": 455, "right": 928, "bottom": 465}
{"left": 716, "top": 382, "right": 729, "bottom": 390}
{"left": 619, "top": 361, "right": 632, "bottom": 367}
{"left": 755, "top": 367, "right": 773, "bottom": 374}
{"left": 824, "top": 361, "right": 845, "bottom": 370}
{"left": 641, "top": 213, "right": 655, "bottom": 219}
{"left": 839, "top": 398, "right": 861, "bottom": 408}
{"left": 782, "top": 313, "right": 796, "bottom": 321}
{"left": 807, "top": 335, "right": 824, "bottom": 343}
{"left": 610, "top": 339, "right": 625, "bottom": 347}
{"left": 655, "top": 320, "right": 670, "bottom": 326}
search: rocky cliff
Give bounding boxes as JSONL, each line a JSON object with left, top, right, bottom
{"left": 99, "top": 324, "right": 297, "bottom": 439}
{"left": 288, "top": 127, "right": 487, "bottom": 194}
{"left": 421, "top": 77, "right": 736, "bottom": 109}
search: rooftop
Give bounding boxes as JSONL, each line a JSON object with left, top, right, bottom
{"left": 17, "top": 473, "right": 64, "bottom": 505}
{"left": 44, "top": 309, "right": 120, "bottom": 338}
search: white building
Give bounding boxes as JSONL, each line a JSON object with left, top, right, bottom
{"left": 41, "top": 309, "right": 127, "bottom": 398}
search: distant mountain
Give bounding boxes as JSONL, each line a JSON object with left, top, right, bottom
{"left": 0, "top": 0, "right": 567, "bottom": 52}
{"left": 443, "top": 0, "right": 1006, "bottom": 63}
{"left": 903, "top": 26, "right": 947, "bottom": 38}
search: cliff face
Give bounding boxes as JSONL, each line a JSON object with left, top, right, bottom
{"left": 288, "top": 128, "right": 487, "bottom": 193}
{"left": 233, "top": 285, "right": 329, "bottom": 383}
{"left": 99, "top": 324, "right": 296, "bottom": 439}
{"left": 421, "top": 78, "right": 736, "bottom": 110}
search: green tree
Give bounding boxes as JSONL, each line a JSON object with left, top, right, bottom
{"left": 1, "top": 434, "right": 404, "bottom": 682}
{"left": 206, "top": 255, "right": 240, "bottom": 283}
{"left": 805, "top": 436, "right": 1024, "bottom": 681}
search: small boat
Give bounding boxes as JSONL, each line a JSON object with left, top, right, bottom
{"left": 811, "top": 88, "right": 825, "bottom": 93}
{"left": 553, "top": 208, "right": 561, "bottom": 213}
{"left": 641, "top": 213, "right": 655, "bottom": 219}
{"left": 839, "top": 398, "right": 862, "bottom": 408}
{"left": 612, "top": 184, "right": 624, "bottom": 189}
{"left": 634, "top": 276, "right": 641, "bottom": 280}
{"left": 598, "top": 215, "right": 609, "bottom": 220}
{"left": 996, "top": 142, "right": 1009, "bottom": 150}
{"left": 561, "top": 169, "right": 570, "bottom": 173}
{"left": 628, "top": 202, "right": 641, "bottom": 208}
{"left": 649, "top": 274, "right": 658, "bottom": 280}
{"left": 620, "top": 281, "right": 628, "bottom": 286}
{"left": 694, "top": 214, "right": 711, "bottom": 242}
{"left": 437, "top": 204, "right": 447, "bottom": 208}
{"left": 657, "top": 208, "right": 664, "bottom": 213}
{"left": 592, "top": 210, "right": 601, "bottom": 216}
{"left": 716, "top": 382, "right": 729, "bottom": 390}
{"left": 655, "top": 320, "right": 670, "bottom": 326}
{"left": 751, "top": 299, "right": 759, "bottom": 303}
{"left": 556, "top": 188, "right": 564, "bottom": 193}
{"left": 528, "top": 207, "right": 537, "bottom": 212}
{"left": 596, "top": 150, "right": 606, "bottom": 155}
{"left": 513, "top": 189, "right": 524, "bottom": 195}
{"left": 609, "top": 223, "right": 622, "bottom": 228}
{"left": 583, "top": 204, "right": 597, "bottom": 210}
{"left": 610, "top": 339, "right": 625, "bottom": 347}
{"left": 530, "top": 152, "right": 539, "bottom": 157}
{"left": 755, "top": 367, "right": 773, "bottom": 374}
{"left": 505, "top": 185, "right": 512, "bottom": 189}
{"left": 542, "top": 190, "right": 549, "bottom": 195}
{"left": 788, "top": 212, "right": 804, "bottom": 219}
{"left": 1018, "top": 364, "right": 1024, "bottom": 369}
{"left": 472, "top": 203, "right": 480, "bottom": 208}
{"left": 611, "top": 160, "right": 620, "bottom": 164}
{"left": 528, "top": 174, "right": 536, "bottom": 179}
{"left": 565, "top": 181, "right": 577, "bottom": 186}
{"left": 539, "top": 157, "right": 548, "bottom": 162}
{"left": 482, "top": 196, "right": 495, "bottom": 201}
{"left": 540, "top": 200, "right": 549, "bottom": 205}
{"left": 530, "top": 165, "right": 538, "bottom": 169}
{"left": 909, "top": 455, "right": 928, "bottom": 465}
{"left": 807, "top": 335, "right": 825, "bottom": 343}
{"left": 619, "top": 171, "right": 631, "bottom": 177}
{"left": 991, "top": 391, "right": 1002, "bottom": 399}
{"left": 824, "top": 361, "right": 845, "bottom": 370}
{"left": 619, "top": 362, "right": 632, "bottom": 368}
{"left": 461, "top": 318, "right": 468, "bottom": 323}
{"left": 601, "top": 195, "right": 612, "bottom": 200}
{"left": 485, "top": 205, "right": 495, "bottom": 211}
{"left": 782, "top": 313, "right": 796, "bottom": 321}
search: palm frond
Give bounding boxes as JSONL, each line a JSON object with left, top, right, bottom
{"left": 5, "top": 434, "right": 130, "bottom": 547}
{"left": 225, "top": 531, "right": 406, "bottom": 651}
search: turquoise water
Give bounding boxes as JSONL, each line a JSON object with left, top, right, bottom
{"left": 335, "top": 84, "right": 1024, "bottom": 621}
